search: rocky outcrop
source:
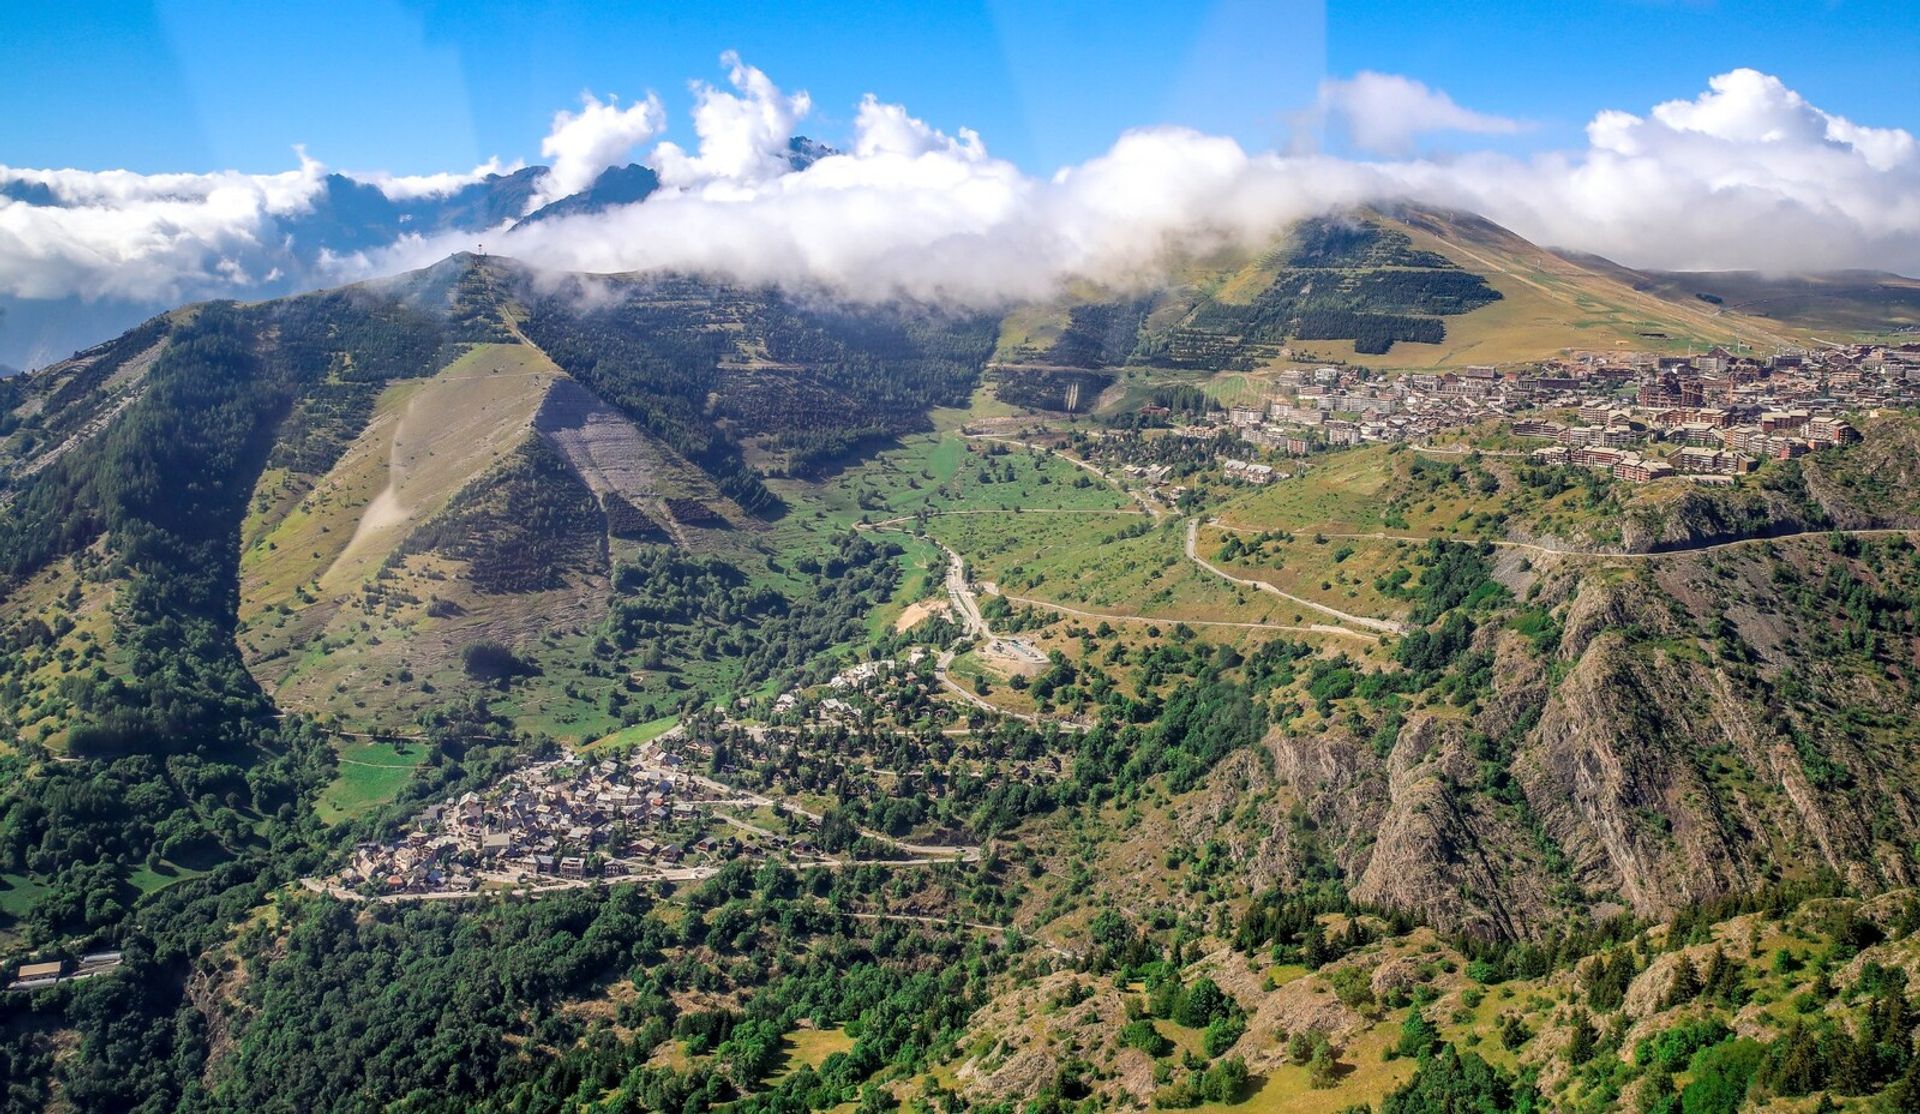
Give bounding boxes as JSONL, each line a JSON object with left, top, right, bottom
{"left": 1616, "top": 485, "right": 1825, "bottom": 553}
{"left": 1215, "top": 539, "right": 1920, "bottom": 939}
{"left": 1349, "top": 716, "right": 1553, "bottom": 939}
{"left": 1801, "top": 416, "right": 1920, "bottom": 528}
{"left": 1514, "top": 567, "right": 1918, "bottom": 921}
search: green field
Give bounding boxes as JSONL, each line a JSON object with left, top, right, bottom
{"left": 581, "top": 716, "right": 682, "bottom": 754}
{"left": 128, "top": 861, "right": 210, "bottom": 895}
{"left": 316, "top": 740, "right": 430, "bottom": 823}
{"left": 773, "top": 1027, "right": 856, "bottom": 1082}
{"left": 0, "top": 873, "right": 49, "bottom": 924}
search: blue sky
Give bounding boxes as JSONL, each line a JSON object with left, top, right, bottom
{"left": 4, "top": 0, "right": 1914, "bottom": 176}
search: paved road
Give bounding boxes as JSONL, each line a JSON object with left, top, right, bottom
{"left": 863, "top": 519, "right": 1094, "bottom": 732}
{"left": 1184, "top": 519, "right": 1406, "bottom": 635}
{"left": 940, "top": 542, "right": 989, "bottom": 640}
{"left": 298, "top": 870, "right": 714, "bottom": 904}
{"left": 1410, "top": 444, "right": 1528, "bottom": 458}
{"left": 298, "top": 848, "right": 974, "bottom": 905}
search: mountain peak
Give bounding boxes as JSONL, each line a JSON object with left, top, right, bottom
{"left": 514, "top": 163, "right": 661, "bottom": 228}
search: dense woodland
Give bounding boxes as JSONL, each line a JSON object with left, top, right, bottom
{"left": 397, "top": 437, "right": 608, "bottom": 594}
{"left": 1174, "top": 220, "right": 1503, "bottom": 357}
{"left": 992, "top": 369, "right": 1115, "bottom": 413}
{"left": 602, "top": 531, "right": 905, "bottom": 693}
{"left": 1043, "top": 301, "right": 1153, "bottom": 368}
{"left": 524, "top": 279, "right": 995, "bottom": 487}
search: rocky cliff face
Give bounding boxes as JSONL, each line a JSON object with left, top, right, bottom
{"left": 1346, "top": 718, "right": 1546, "bottom": 939}
{"left": 1615, "top": 485, "right": 1825, "bottom": 552}
{"left": 1202, "top": 532, "right": 1920, "bottom": 940}
{"left": 1802, "top": 415, "right": 1920, "bottom": 528}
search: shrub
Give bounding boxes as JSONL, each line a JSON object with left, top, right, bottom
{"left": 461, "top": 639, "right": 529, "bottom": 682}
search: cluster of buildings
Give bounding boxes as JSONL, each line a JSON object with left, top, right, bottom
{"left": 1225, "top": 365, "right": 1437, "bottom": 452}
{"left": 338, "top": 748, "right": 759, "bottom": 896}
{"left": 770, "top": 649, "right": 932, "bottom": 720}
{"left": 1221, "top": 457, "right": 1282, "bottom": 484}
{"left": 5, "top": 950, "right": 121, "bottom": 992}
{"left": 1214, "top": 342, "right": 1916, "bottom": 481}
{"left": 1223, "top": 362, "right": 1541, "bottom": 452}
{"left": 1519, "top": 402, "right": 1860, "bottom": 482}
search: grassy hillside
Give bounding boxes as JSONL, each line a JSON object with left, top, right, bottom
{"left": 1366, "top": 207, "right": 1810, "bottom": 364}
{"left": 1606, "top": 266, "right": 1920, "bottom": 336}
{"left": 988, "top": 207, "right": 1840, "bottom": 385}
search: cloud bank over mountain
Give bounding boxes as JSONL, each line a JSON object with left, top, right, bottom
{"left": 1, "top": 58, "right": 1917, "bottom": 365}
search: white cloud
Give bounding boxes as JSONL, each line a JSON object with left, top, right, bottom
{"left": 650, "top": 52, "right": 812, "bottom": 189}
{"left": 1392, "top": 67, "right": 1920, "bottom": 274}
{"left": 5, "top": 64, "right": 1920, "bottom": 325}
{"left": 531, "top": 91, "right": 666, "bottom": 209}
{"left": 355, "top": 121, "right": 1384, "bottom": 307}
{"left": 0, "top": 154, "right": 329, "bottom": 302}
{"left": 366, "top": 157, "right": 523, "bottom": 201}
{"left": 359, "top": 64, "right": 1918, "bottom": 302}
{"left": 849, "top": 95, "right": 987, "bottom": 162}
{"left": 1314, "top": 71, "right": 1526, "bottom": 156}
